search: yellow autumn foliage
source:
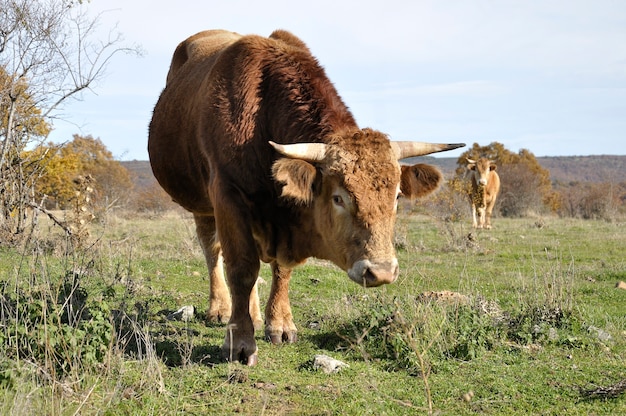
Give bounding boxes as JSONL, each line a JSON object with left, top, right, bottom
{"left": 32, "top": 135, "right": 133, "bottom": 209}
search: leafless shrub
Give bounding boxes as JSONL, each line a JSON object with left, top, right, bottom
{"left": 556, "top": 182, "right": 621, "bottom": 220}
{"left": 498, "top": 163, "right": 544, "bottom": 217}
{"left": 0, "top": 0, "right": 141, "bottom": 245}
{"left": 130, "top": 182, "right": 178, "bottom": 216}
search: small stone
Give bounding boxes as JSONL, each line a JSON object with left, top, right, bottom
{"left": 462, "top": 390, "right": 475, "bottom": 402}
{"left": 307, "top": 321, "right": 321, "bottom": 329}
{"left": 167, "top": 305, "right": 195, "bottom": 321}
{"left": 588, "top": 325, "right": 612, "bottom": 342}
{"left": 548, "top": 327, "right": 558, "bottom": 341}
{"left": 312, "top": 354, "right": 349, "bottom": 374}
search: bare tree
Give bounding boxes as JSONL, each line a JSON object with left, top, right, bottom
{"left": 0, "top": 0, "right": 141, "bottom": 243}
{"left": 498, "top": 163, "right": 544, "bottom": 217}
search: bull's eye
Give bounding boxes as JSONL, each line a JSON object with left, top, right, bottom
{"left": 332, "top": 195, "right": 344, "bottom": 207}
{"left": 396, "top": 185, "right": 402, "bottom": 201}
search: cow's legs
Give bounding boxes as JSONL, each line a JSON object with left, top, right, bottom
{"left": 484, "top": 202, "right": 494, "bottom": 229}
{"left": 471, "top": 204, "right": 479, "bottom": 228}
{"left": 476, "top": 206, "right": 486, "bottom": 229}
{"left": 265, "top": 261, "right": 297, "bottom": 344}
{"left": 222, "top": 253, "right": 260, "bottom": 365}
{"left": 194, "top": 214, "right": 231, "bottom": 323}
{"left": 212, "top": 194, "right": 261, "bottom": 365}
{"left": 194, "top": 214, "right": 262, "bottom": 329}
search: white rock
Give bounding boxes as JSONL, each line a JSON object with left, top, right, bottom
{"left": 312, "top": 354, "right": 349, "bottom": 374}
{"left": 167, "top": 305, "right": 195, "bottom": 322}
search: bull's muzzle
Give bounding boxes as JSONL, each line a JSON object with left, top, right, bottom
{"left": 348, "top": 258, "right": 399, "bottom": 287}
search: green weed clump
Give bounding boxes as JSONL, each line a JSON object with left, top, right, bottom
{"left": 340, "top": 295, "right": 503, "bottom": 373}
{"left": 0, "top": 275, "right": 113, "bottom": 383}
{"left": 340, "top": 289, "right": 597, "bottom": 376}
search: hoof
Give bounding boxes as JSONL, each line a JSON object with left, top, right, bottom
{"left": 266, "top": 329, "right": 298, "bottom": 345}
{"left": 246, "top": 352, "right": 258, "bottom": 366}
{"left": 221, "top": 345, "right": 259, "bottom": 366}
{"left": 207, "top": 312, "right": 230, "bottom": 324}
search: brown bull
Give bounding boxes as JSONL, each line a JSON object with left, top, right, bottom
{"left": 148, "top": 29, "right": 464, "bottom": 365}
{"left": 467, "top": 157, "right": 501, "bottom": 229}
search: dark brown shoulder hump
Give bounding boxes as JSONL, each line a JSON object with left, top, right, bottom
{"left": 166, "top": 30, "right": 241, "bottom": 85}
{"left": 211, "top": 30, "right": 356, "bottom": 143}
{"left": 264, "top": 31, "right": 355, "bottom": 132}
{"left": 269, "top": 30, "right": 311, "bottom": 53}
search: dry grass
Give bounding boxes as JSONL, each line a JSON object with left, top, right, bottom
{"left": 0, "top": 210, "right": 625, "bottom": 414}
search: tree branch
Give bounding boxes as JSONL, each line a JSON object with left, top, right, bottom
{"left": 27, "top": 200, "right": 74, "bottom": 236}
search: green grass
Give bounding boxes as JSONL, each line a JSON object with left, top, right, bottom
{"left": 1, "top": 211, "right": 625, "bottom": 415}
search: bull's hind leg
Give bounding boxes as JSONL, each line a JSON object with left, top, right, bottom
{"left": 265, "top": 262, "right": 298, "bottom": 344}
{"left": 194, "top": 214, "right": 231, "bottom": 324}
{"left": 194, "top": 214, "right": 262, "bottom": 327}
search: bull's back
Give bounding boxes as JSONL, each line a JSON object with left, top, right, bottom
{"left": 148, "top": 30, "right": 242, "bottom": 213}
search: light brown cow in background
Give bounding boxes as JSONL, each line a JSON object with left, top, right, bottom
{"left": 467, "top": 158, "right": 500, "bottom": 229}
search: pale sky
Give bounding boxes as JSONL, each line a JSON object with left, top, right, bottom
{"left": 47, "top": 0, "right": 626, "bottom": 161}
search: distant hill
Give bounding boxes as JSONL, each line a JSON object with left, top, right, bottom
{"left": 122, "top": 155, "right": 626, "bottom": 192}
{"left": 535, "top": 155, "right": 625, "bottom": 183}
{"left": 402, "top": 155, "right": 626, "bottom": 184}
{"left": 121, "top": 160, "right": 158, "bottom": 190}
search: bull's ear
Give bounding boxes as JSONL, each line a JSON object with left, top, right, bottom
{"left": 272, "top": 158, "right": 318, "bottom": 204}
{"left": 489, "top": 164, "right": 497, "bottom": 171}
{"left": 400, "top": 164, "right": 443, "bottom": 199}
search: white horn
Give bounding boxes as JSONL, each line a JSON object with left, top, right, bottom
{"left": 466, "top": 158, "right": 476, "bottom": 164}
{"left": 269, "top": 141, "right": 328, "bottom": 161}
{"left": 391, "top": 142, "right": 465, "bottom": 160}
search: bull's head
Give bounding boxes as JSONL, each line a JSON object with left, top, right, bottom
{"left": 467, "top": 158, "right": 497, "bottom": 186}
{"left": 271, "top": 129, "right": 464, "bottom": 287}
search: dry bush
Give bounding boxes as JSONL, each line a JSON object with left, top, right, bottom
{"left": 130, "top": 182, "right": 177, "bottom": 215}
{"left": 556, "top": 182, "right": 621, "bottom": 220}
{"left": 497, "top": 163, "right": 545, "bottom": 217}
{"left": 404, "top": 180, "right": 469, "bottom": 224}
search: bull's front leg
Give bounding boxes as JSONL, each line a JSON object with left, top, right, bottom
{"left": 477, "top": 206, "right": 486, "bottom": 229}
{"left": 484, "top": 202, "right": 494, "bottom": 229}
{"left": 265, "top": 261, "right": 297, "bottom": 344}
{"left": 214, "top": 193, "right": 262, "bottom": 366}
{"left": 471, "top": 204, "right": 479, "bottom": 228}
{"left": 221, "top": 256, "right": 260, "bottom": 366}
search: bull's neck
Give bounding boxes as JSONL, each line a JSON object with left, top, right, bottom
{"left": 265, "top": 204, "right": 326, "bottom": 267}
{"left": 260, "top": 67, "right": 357, "bottom": 144}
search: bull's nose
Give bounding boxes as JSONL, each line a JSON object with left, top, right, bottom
{"left": 348, "top": 259, "right": 399, "bottom": 287}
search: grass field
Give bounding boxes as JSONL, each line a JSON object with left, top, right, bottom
{"left": 1, "top": 210, "right": 625, "bottom": 415}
